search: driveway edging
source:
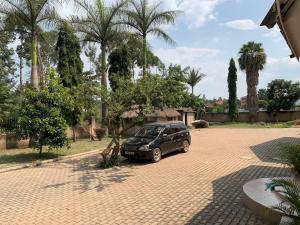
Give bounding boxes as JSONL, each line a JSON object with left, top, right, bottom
{"left": 0, "top": 149, "right": 103, "bottom": 174}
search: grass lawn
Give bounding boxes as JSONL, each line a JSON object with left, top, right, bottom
{"left": 210, "top": 121, "right": 297, "bottom": 128}
{"left": 0, "top": 138, "right": 111, "bottom": 169}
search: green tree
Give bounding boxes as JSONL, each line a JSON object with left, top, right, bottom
{"left": 71, "top": 0, "right": 128, "bottom": 128}
{"left": 16, "top": 70, "right": 70, "bottom": 157}
{"left": 56, "top": 22, "right": 83, "bottom": 88}
{"left": 227, "top": 58, "right": 238, "bottom": 121}
{"left": 108, "top": 44, "right": 133, "bottom": 91}
{"left": 125, "top": 0, "right": 180, "bottom": 76}
{"left": 167, "top": 64, "right": 189, "bottom": 82}
{"left": 56, "top": 22, "right": 84, "bottom": 142}
{"left": 266, "top": 79, "right": 300, "bottom": 113}
{"left": 258, "top": 88, "right": 268, "bottom": 110}
{"left": 182, "top": 93, "right": 206, "bottom": 118}
{"left": 185, "top": 68, "right": 206, "bottom": 94}
{"left": 0, "top": 25, "right": 17, "bottom": 121}
{"left": 0, "top": 0, "right": 61, "bottom": 89}
{"left": 238, "top": 42, "right": 266, "bottom": 122}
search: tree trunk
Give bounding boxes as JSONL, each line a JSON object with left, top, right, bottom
{"left": 142, "top": 36, "right": 147, "bottom": 77}
{"left": 72, "top": 126, "right": 76, "bottom": 143}
{"left": 100, "top": 45, "right": 108, "bottom": 129}
{"left": 37, "top": 42, "right": 44, "bottom": 87}
{"left": 246, "top": 70, "right": 259, "bottom": 122}
{"left": 31, "top": 33, "right": 39, "bottom": 89}
{"left": 39, "top": 145, "right": 43, "bottom": 158}
{"left": 19, "top": 54, "right": 23, "bottom": 96}
{"left": 191, "top": 86, "right": 194, "bottom": 95}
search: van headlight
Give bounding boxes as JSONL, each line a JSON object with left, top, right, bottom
{"left": 138, "top": 145, "right": 150, "bottom": 151}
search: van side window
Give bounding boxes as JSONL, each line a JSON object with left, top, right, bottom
{"left": 163, "top": 128, "right": 175, "bottom": 135}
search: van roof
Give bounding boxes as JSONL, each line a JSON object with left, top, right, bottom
{"left": 146, "top": 121, "right": 186, "bottom": 126}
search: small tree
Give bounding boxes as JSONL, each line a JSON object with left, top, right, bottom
{"left": 99, "top": 78, "right": 137, "bottom": 168}
{"left": 227, "top": 58, "right": 238, "bottom": 121}
{"left": 16, "top": 69, "right": 70, "bottom": 158}
{"left": 266, "top": 79, "right": 300, "bottom": 113}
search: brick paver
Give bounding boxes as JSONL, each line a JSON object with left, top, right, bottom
{"left": 0, "top": 128, "right": 300, "bottom": 225}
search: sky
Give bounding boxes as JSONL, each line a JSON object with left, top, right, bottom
{"left": 57, "top": 0, "right": 299, "bottom": 99}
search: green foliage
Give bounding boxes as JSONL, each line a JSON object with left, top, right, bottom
{"left": 125, "top": 0, "right": 180, "bottom": 75}
{"left": 281, "top": 144, "right": 300, "bottom": 173}
{"left": 56, "top": 23, "right": 84, "bottom": 138}
{"left": 227, "top": 58, "right": 238, "bottom": 120}
{"left": 1, "top": 0, "right": 61, "bottom": 87}
{"left": 266, "top": 79, "right": 300, "bottom": 112}
{"left": 108, "top": 44, "right": 133, "bottom": 91}
{"left": 56, "top": 22, "right": 83, "bottom": 88}
{"left": 271, "top": 179, "right": 300, "bottom": 223}
{"left": 15, "top": 70, "right": 70, "bottom": 157}
{"left": 135, "top": 74, "right": 187, "bottom": 111}
{"left": 82, "top": 71, "right": 100, "bottom": 118}
{"left": 182, "top": 93, "right": 206, "bottom": 117}
{"left": 185, "top": 68, "right": 206, "bottom": 94}
{"left": 238, "top": 42, "right": 267, "bottom": 72}
{"left": 167, "top": 64, "right": 189, "bottom": 82}
{"left": 0, "top": 27, "right": 17, "bottom": 121}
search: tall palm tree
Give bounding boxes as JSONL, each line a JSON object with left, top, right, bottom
{"left": 238, "top": 41, "right": 266, "bottom": 122}
{"left": 124, "top": 0, "right": 180, "bottom": 76}
{"left": 185, "top": 68, "right": 206, "bottom": 95}
{"left": 0, "top": 0, "right": 61, "bottom": 89}
{"left": 71, "top": 0, "right": 128, "bottom": 127}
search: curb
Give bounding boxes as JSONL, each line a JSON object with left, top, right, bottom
{"left": 0, "top": 149, "right": 103, "bottom": 174}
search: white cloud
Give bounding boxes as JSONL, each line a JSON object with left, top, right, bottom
{"left": 224, "top": 19, "right": 257, "bottom": 30}
{"left": 154, "top": 47, "right": 220, "bottom": 67}
{"left": 178, "top": 0, "right": 224, "bottom": 28}
{"left": 263, "top": 25, "right": 282, "bottom": 42}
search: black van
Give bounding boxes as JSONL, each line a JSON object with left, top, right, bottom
{"left": 120, "top": 122, "right": 191, "bottom": 163}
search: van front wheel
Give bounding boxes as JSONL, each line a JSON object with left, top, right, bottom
{"left": 151, "top": 148, "right": 162, "bottom": 163}
{"left": 182, "top": 140, "right": 190, "bottom": 153}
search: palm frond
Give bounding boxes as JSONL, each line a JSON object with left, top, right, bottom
{"left": 147, "top": 27, "right": 175, "bottom": 45}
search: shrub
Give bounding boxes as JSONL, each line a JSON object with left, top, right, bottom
{"left": 95, "top": 128, "right": 106, "bottom": 140}
{"left": 281, "top": 144, "right": 300, "bottom": 173}
{"left": 270, "top": 179, "right": 300, "bottom": 224}
{"left": 192, "top": 120, "right": 209, "bottom": 128}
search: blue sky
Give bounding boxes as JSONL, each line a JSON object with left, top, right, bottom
{"left": 57, "top": 0, "right": 299, "bottom": 99}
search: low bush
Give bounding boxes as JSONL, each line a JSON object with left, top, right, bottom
{"left": 192, "top": 120, "right": 209, "bottom": 128}
{"left": 281, "top": 144, "right": 300, "bottom": 173}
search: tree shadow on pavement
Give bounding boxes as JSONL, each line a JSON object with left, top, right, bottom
{"left": 42, "top": 153, "right": 148, "bottom": 193}
{"left": 186, "top": 165, "right": 291, "bottom": 225}
{"left": 250, "top": 137, "right": 300, "bottom": 163}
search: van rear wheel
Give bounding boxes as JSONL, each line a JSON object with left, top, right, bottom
{"left": 182, "top": 140, "right": 190, "bottom": 153}
{"left": 151, "top": 148, "right": 161, "bottom": 163}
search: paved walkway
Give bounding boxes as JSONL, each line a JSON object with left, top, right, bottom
{"left": 0, "top": 128, "right": 300, "bottom": 225}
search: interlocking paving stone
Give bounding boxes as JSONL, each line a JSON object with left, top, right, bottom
{"left": 0, "top": 128, "right": 300, "bottom": 225}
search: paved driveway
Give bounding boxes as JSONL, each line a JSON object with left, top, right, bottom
{"left": 0, "top": 128, "right": 300, "bottom": 225}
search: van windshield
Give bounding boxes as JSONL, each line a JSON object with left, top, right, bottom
{"left": 135, "top": 126, "right": 164, "bottom": 138}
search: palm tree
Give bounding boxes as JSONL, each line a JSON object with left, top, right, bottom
{"left": 185, "top": 68, "right": 206, "bottom": 95}
{"left": 238, "top": 41, "right": 266, "bottom": 122}
{"left": 0, "top": 0, "right": 61, "bottom": 89}
{"left": 71, "top": 0, "right": 128, "bottom": 127}
{"left": 124, "top": 0, "right": 180, "bottom": 76}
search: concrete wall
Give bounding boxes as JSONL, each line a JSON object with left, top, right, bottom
{"left": 186, "top": 112, "right": 196, "bottom": 127}
{"left": 0, "top": 134, "right": 29, "bottom": 150}
{"left": 201, "top": 111, "right": 300, "bottom": 123}
{"left": 0, "top": 123, "right": 98, "bottom": 150}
